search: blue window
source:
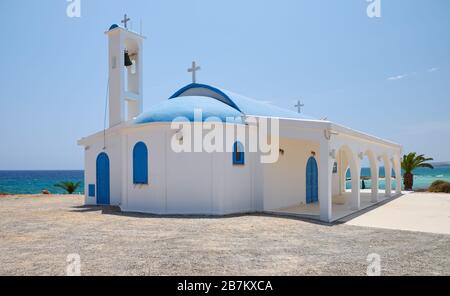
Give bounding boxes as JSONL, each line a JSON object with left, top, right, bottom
{"left": 233, "top": 141, "right": 245, "bottom": 165}
{"left": 88, "top": 184, "right": 95, "bottom": 197}
{"left": 133, "top": 142, "right": 148, "bottom": 184}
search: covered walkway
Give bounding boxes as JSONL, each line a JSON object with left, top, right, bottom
{"left": 270, "top": 190, "right": 401, "bottom": 222}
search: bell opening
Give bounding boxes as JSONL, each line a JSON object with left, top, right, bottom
{"left": 124, "top": 50, "right": 133, "bottom": 67}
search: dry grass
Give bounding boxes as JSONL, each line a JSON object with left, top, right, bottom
{"left": 0, "top": 195, "right": 449, "bottom": 276}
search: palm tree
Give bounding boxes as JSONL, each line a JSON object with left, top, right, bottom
{"left": 54, "top": 181, "right": 81, "bottom": 195}
{"left": 401, "top": 153, "right": 434, "bottom": 191}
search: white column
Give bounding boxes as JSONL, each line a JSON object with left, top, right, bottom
{"left": 385, "top": 160, "right": 392, "bottom": 197}
{"left": 319, "top": 139, "right": 332, "bottom": 222}
{"left": 351, "top": 159, "right": 361, "bottom": 210}
{"left": 395, "top": 158, "right": 402, "bottom": 194}
{"left": 371, "top": 161, "right": 379, "bottom": 202}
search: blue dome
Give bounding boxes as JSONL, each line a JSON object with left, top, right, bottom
{"left": 135, "top": 96, "right": 244, "bottom": 124}
{"left": 169, "top": 83, "right": 317, "bottom": 120}
{"left": 109, "top": 24, "right": 119, "bottom": 30}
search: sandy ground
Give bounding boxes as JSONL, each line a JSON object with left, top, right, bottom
{"left": 0, "top": 194, "right": 449, "bottom": 276}
{"left": 346, "top": 193, "right": 450, "bottom": 235}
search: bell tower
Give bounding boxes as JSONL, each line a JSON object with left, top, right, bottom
{"left": 105, "top": 18, "right": 145, "bottom": 127}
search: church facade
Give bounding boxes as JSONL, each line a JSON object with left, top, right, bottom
{"left": 78, "top": 23, "right": 402, "bottom": 222}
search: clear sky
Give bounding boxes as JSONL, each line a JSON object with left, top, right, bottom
{"left": 0, "top": 0, "right": 449, "bottom": 170}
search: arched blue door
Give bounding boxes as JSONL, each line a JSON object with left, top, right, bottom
{"left": 96, "top": 152, "right": 110, "bottom": 205}
{"left": 306, "top": 157, "right": 319, "bottom": 204}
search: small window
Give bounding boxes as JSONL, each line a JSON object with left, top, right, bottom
{"left": 133, "top": 142, "right": 148, "bottom": 184}
{"left": 88, "top": 184, "right": 95, "bottom": 197}
{"left": 111, "top": 56, "right": 117, "bottom": 69}
{"left": 332, "top": 162, "right": 338, "bottom": 174}
{"left": 233, "top": 141, "right": 245, "bottom": 165}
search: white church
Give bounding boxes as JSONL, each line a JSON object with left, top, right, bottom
{"left": 78, "top": 20, "right": 403, "bottom": 222}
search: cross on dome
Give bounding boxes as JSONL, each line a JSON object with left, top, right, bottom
{"left": 295, "top": 100, "right": 305, "bottom": 114}
{"left": 188, "top": 61, "right": 201, "bottom": 83}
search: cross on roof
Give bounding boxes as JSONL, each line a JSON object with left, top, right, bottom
{"left": 121, "top": 14, "right": 131, "bottom": 29}
{"left": 295, "top": 100, "right": 305, "bottom": 114}
{"left": 188, "top": 61, "right": 201, "bottom": 83}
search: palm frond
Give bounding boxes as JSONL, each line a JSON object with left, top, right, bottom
{"left": 401, "top": 152, "right": 434, "bottom": 173}
{"left": 54, "top": 181, "right": 81, "bottom": 194}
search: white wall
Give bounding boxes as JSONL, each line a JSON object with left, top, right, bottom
{"left": 219, "top": 151, "right": 253, "bottom": 215}
{"left": 119, "top": 123, "right": 256, "bottom": 215}
{"left": 83, "top": 132, "right": 123, "bottom": 206}
{"left": 263, "top": 138, "right": 320, "bottom": 210}
{"left": 166, "top": 141, "right": 214, "bottom": 214}
{"left": 123, "top": 127, "right": 167, "bottom": 213}
{"left": 80, "top": 119, "right": 401, "bottom": 219}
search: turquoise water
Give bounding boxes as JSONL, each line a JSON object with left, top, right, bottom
{"left": 0, "top": 166, "right": 449, "bottom": 194}
{"left": 345, "top": 166, "right": 450, "bottom": 190}
{"left": 0, "top": 171, "right": 84, "bottom": 194}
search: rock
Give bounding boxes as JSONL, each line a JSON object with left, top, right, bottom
{"left": 42, "top": 190, "right": 51, "bottom": 195}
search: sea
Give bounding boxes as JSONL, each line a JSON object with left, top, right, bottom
{"left": 0, "top": 166, "right": 449, "bottom": 195}
{"left": 0, "top": 171, "right": 84, "bottom": 195}
{"left": 346, "top": 165, "right": 450, "bottom": 190}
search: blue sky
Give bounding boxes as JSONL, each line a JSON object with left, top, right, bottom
{"left": 0, "top": 0, "right": 449, "bottom": 169}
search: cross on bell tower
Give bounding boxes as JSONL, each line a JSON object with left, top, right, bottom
{"left": 188, "top": 61, "right": 201, "bottom": 83}
{"left": 121, "top": 14, "right": 131, "bottom": 29}
{"left": 106, "top": 18, "right": 145, "bottom": 127}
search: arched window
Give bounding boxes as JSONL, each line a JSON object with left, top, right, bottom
{"left": 233, "top": 141, "right": 245, "bottom": 165}
{"left": 133, "top": 142, "right": 148, "bottom": 184}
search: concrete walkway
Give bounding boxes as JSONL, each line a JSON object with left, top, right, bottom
{"left": 273, "top": 191, "right": 395, "bottom": 222}
{"left": 346, "top": 193, "right": 450, "bottom": 235}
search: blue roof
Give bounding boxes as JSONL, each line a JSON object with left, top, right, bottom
{"left": 169, "top": 83, "right": 316, "bottom": 120}
{"left": 109, "top": 24, "right": 119, "bottom": 30}
{"left": 170, "top": 84, "right": 242, "bottom": 112}
{"left": 135, "top": 96, "right": 244, "bottom": 124}
{"left": 135, "top": 83, "right": 316, "bottom": 125}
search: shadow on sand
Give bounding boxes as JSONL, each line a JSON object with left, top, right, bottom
{"left": 70, "top": 204, "right": 332, "bottom": 226}
{"left": 70, "top": 193, "right": 404, "bottom": 227}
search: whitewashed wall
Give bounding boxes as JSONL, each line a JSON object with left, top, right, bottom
{"left": 120, "top": 123, "right": 256, "bottom": 215}
{"left": 262, "top": 138, "right": 320, "bottom": 211}
{"left": 80, "top": 118, "right": 402, "bottom": 220}
{"left": 83, "top": 132, "right": 123, "bottom": 206}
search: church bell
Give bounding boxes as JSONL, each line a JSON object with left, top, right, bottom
{"left": 124, "top": 50, "right": 133, "bottom": 67}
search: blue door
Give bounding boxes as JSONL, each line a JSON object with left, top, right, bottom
{"left": 306, "top": 157, "right": 319, "bottom": 204}
{"left": 96, "top": 152, "right": 110, "bottom": 205}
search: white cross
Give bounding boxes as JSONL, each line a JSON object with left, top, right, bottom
{"left": 121, "top": 14, "right": 131, "bottom": 29}
{"left": 188, "top": 61, "right": 201, "bottom": 83}
{"left": 295, "top": 100, "right": 305, "bottom": 113}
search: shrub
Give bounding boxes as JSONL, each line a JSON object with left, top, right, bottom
{"left": 54, "top": 181, "right": 81, "bottom": 194}
{"left": 429, "top": 180, "right": 450, "bottom": 193}
{"left": 440, "top": 183, "right": 450, "bottom": 193}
